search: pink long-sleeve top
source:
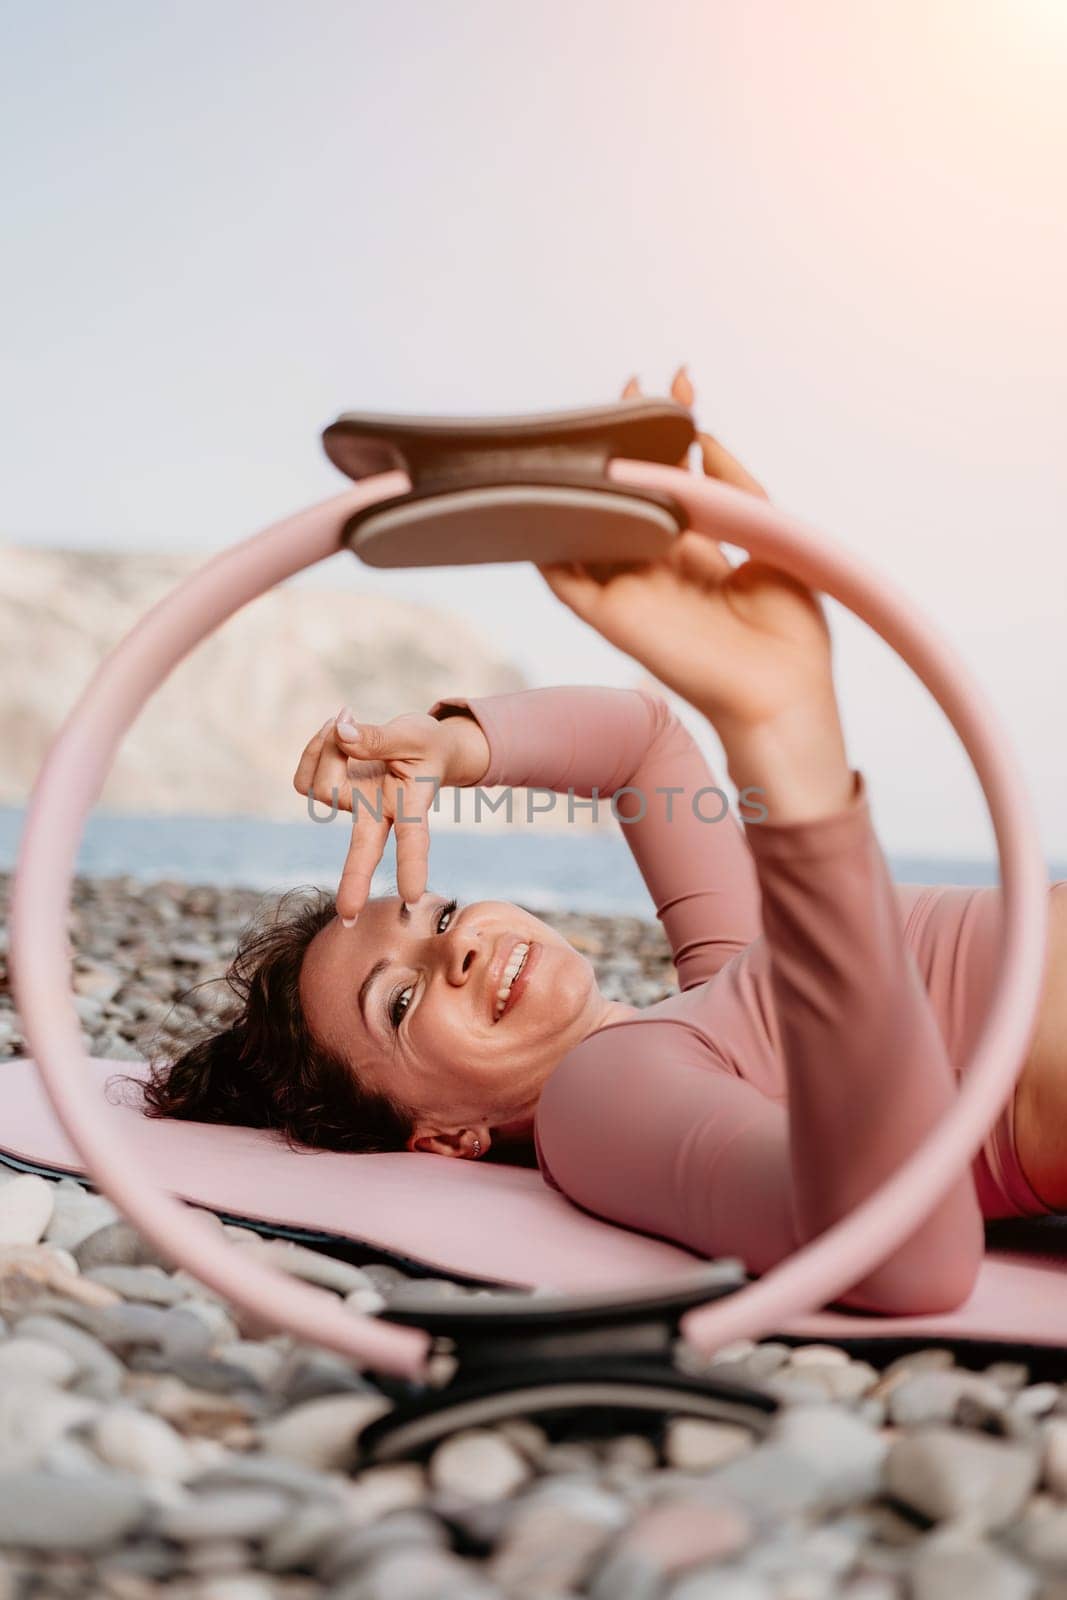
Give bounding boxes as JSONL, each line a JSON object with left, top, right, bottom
{"left": 428, "top": 685, "right": 987, "bottom": 1315}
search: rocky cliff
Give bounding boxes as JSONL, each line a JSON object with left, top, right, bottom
{"left": 0, "top": 544, "right": 530, "bottom": 822}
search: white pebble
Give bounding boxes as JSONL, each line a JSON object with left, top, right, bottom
{"left": 0, "top": 1336, "right": 78, "bottom": 1386}
{"left": 1042, "top": 1418, "right": 1067, "bottom": 1497}
{"left": 0, "top": 1377, "right": 101, "bottom": 1470}
{"left": 257, "top": 1392, "right": 391, "bottom": 1470}
{"left": 0, "top": 1175, "right": 55, "bottom": 1247}
{"left": 91, "top": 1404, "right": 196, "bottom": 1482}
{"left": 665, "top": 1418, "right": 755, "bottom": 1470}
{"left": 788, "top": 1343, "right": 852, "bottom": 1368}
{"left": 342, "top": 1462, "right": 428, "bottom": 1525}
{"left": 430, "top": 1428, "right": 531, "bottom": 1502}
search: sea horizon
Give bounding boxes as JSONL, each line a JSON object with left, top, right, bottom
{"left": 3, "top": 804, "right": 1063, "bottom": 921}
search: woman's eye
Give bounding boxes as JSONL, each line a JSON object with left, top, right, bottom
{"left": 389, "top": 985, "right": 413, "bottom": 1030}
{"left": 388, "top": 899, "right": 459, "bottom": 1030}
{"left": 436, "top": 897, "right": 458, "bottom": 933}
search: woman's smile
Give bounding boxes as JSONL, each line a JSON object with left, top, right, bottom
{"left": 490, "top": 937, "right": 539, "bottom": 1022}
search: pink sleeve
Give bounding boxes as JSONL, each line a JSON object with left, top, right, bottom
{"left": 533, "top": 770, "right": 986, "bottom": 1316}
{"left": 428, "top": 685, "right": 762, "bottom": 986}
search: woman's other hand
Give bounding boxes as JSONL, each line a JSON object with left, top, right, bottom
{"left": 292, "top": 709, "right": 490, "bottom": 923}
{"left": 537, "top": 370, "right": 836, "bottom": 751}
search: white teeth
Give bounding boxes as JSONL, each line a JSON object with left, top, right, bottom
{"left": 493, "top": 943, "right": 530, "bottom": 1019}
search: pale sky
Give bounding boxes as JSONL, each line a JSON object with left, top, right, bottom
{"left": 2, "top": 0, "right": 1065, "bottom": 858}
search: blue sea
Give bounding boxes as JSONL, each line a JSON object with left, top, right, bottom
{"left": 3, "top": 806, "right": 1060, "bottom": 918}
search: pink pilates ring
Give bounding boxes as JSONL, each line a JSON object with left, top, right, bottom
{"left": 11, "top": 455, "right": 1048, "bottom": 1378}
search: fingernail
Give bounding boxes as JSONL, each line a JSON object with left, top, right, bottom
{"left": 336, "top": 719, "right": 361, "bottom": 741}
{"left": 341, "top": 914, "right": 358, "bottom": 929}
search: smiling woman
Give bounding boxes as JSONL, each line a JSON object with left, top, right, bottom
{"left": 115, "top": 372, "right": 1065, "bottom": 1320}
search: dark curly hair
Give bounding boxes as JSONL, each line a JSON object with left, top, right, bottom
{"left": 115, "top": 888, "right": 415, "bottom": 1154}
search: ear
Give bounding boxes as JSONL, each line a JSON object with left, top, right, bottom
{"left": 406, "top": 1123, "right": 491, "bottom": 1160}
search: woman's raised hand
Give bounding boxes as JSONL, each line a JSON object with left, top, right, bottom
{"left": 537, "top": 370, "right": 837, "bottom": 750}
{"left": 292, "top": 709, "right": 490, "bottom": 924}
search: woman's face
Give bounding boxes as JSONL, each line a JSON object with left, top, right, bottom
{"left": 298, "top": 892, "right": 611, "bottom": 1157}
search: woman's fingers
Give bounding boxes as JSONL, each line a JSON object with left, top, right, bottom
{"left": 670, "top": 365, "right": 694, "bottom": 409}
{"left": 535, "top": 561, "right": 602, "bottom": 622}
{"left": 672, "top": 529, "right": 735, "bottom": 587}
{"left": 292, "top": 717, "right": 336, "bottom": 798}
{"left": 391, "top": 775, "right": 436, "bottom": 907}
{"left": 336, "top": 802, "right": 391, "bottom": 925}
{"left": 621, "top": 375, "right": 643, "bottom": 399}
{"left": 697, "top": 429, "right": 768, "bottom": 500}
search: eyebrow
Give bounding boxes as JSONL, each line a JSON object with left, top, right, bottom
{"left": 356, "top": 898, "right": 413, "bottom": 1030}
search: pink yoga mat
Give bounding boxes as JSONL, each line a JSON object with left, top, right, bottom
{"left": 6, "top": 1055, "right": 1066, "bottom": 1351}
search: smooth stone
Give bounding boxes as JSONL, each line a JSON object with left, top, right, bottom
{"left": 325, "top": 1545, "right": 494, "bottom": 1600}
{"left": 787, "top": 1344, "right": 852, "bottom": 1369}
{"left": 0, "top": 1376, "right": 101, "bottom": 1468}
{"left": 194, "top": 1450, "right": 350, "bottom": 1505}
{"left": 13, "top": 1312, "right": 126, "bottom": 1398}
{"left": 602, "top": 1433, "right": 659, "bottom": 1476}
{"left": 44, "top": 1182, "right": 120, "bottom": 1253}
{"left": 154, "top": 1487, "right": 292, "bottom": 1543}
{"left": 104, "top": 1302, "right": 210, "bottom": 1355}
{"left": 0, "top": 1469, "right": 148, "bottom": 1549}
{"left": 91, "top": 1404, "right": 196, "bottom": 1482}
{"left": 181, "top": 1539, "right": 254, "bottom": 1576}
{"left": 359, "top": 1263, "right": 414, "bottom": 1295}
{"left": 429, "top": 1427, "right": 532, "bottom": 1502}
{"left": 0, "top": 1244, "right": 120, "bottom": 1311}
{"left": 873, "top": 1348, "right": 956, "bottom": 1392}
{"left": 884, "top": 1426, "right": 1040, "bottom": 1528}
{"left": 738, "top": 1342, "right": 792, "bottom": 1380}
{"left": 132, "top": 1374, "right": 259, "bottom": 1437}
{"left": 214, "top": 1340, "right": 286, "bottom": 1388}
{"left": 315, "top": 1509, "right": 450, "bottom": 1582}
{"left": 539, "top": 1440, "right": 601, "bottom": 1476}
{"left": 256, "top": 1392, "right": 391, "bottom": 1470}
{"left": 1010, "top": 1502, "right": 1067, "bottom": 1571}
{"left": 910, "top": 1533, "right": 1037, "bottom": 1600}
{"left": 82, "top": 1265, "right": 188, "bottom": 1305}
{"left": 73, "top": 965, "right": 124, "bottom": 1001}
{"left": 765, "top": 1370, "right": 841, "bottom": 1405}
{"left": 496, "top": 1417, "right": 550, "bottom": 1464}
{"left": 887, "top": 1371, "right": 1008, "bottom": 1427}
{"left": 488, "top": 1494, "right": 624, "bottom": 1593}
{"left": 344, "top": 1285, "right": 388, "bottom": 1314}
{"left": 0, "top": 1334, "right": 78, "bottom": 1386}
{"left": 665, "top": 1418, "right": 755, "bottom": 1471}
{"left": 622, "top": 1494, "right": 754, "bottom": 1572}
{"left": 706, "top": 1339, "right": 758, "bottom": 1365}
{"left": 97, "top": 1537, "right": 183, "bottom": 1583}
{"left": 185, "top": 1579, "right": 277, "bottom": 1600}
{"left": 227, "top": 1236, "right": 377, "bottom": 1295}
{"left": 688, "top": 1441, "right": 822, "bottom": 1519}
{"left": 668, "top": 1568, "right": 774, "bottom": 1599}
{"left": 984, "top": 1361, "right": 1032, "bottom": 1394}
{"left": 587, "top": 1545, "right": 666, "bottom": 1600}
{"left": 260, "top": 1501, "right": 352, "bottom": 1572}
{"left": 173, "top": 1297, "right": 240, "bottom": 1347}
{"left": 771, "top": 1405, "right": 888, "bottom": 1508}
{"left": 73, "top": 1220, "right": 173, "bottom": 1272}
{"left": 1014, "top": 1383, "right": 1062, "bottom": 1419}
{"left": 340, "top": 1462, "right": 429, "bottom": 1526}
{"left": 273, "top": 1347, "right": 375, "bottom": 1402}
{"left": 1045, "top": 1419, "right": 1067, "bottom": 1497}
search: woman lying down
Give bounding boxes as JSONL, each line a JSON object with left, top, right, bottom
{"left": 134, "top": 371, "right": 1067, "bottom": 1317}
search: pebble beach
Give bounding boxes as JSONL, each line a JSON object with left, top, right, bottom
{"left": 2, "top": 871, "right": 1067, "bottom": 1598}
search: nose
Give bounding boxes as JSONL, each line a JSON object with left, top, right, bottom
{"left": 439, "top": 912, "right": 483, "bottom": 987}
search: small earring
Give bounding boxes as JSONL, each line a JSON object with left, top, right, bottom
{"left": 472, "top": 1138, "right": 481, "bottom": 1158}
